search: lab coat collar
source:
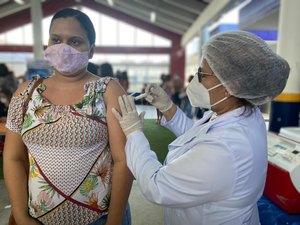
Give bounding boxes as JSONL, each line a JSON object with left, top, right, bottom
{"left": 195, "top": 107, "right": 251, "bottom": 130}
{"left": 169, "top": 107, "right": 251, "bottom": 149}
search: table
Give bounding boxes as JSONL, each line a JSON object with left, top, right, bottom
{"left": 0, "top": 122, "right": 6, "bottom": 135}
{"left": 0, "top": 122, "right": 6, "bottom": 154}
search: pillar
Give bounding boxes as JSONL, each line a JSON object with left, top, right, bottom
{"left": 170, "top": 39, "right": 185, "bottom": 81}
{"left": 30, "top": 0, "right": 44, "bottom": 60}
{"left": 269, "top": 0, "right": 300, "bottom": 132}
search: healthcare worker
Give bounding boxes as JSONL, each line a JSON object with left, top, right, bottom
{"left": 112, "top": 31, "right": 290, "bottom": 225}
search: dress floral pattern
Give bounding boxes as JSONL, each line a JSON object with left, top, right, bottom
{"left": 6, "top": 76, "right": 115, "bottom": 225}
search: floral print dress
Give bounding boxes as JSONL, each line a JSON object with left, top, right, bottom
{"left": 6, "top": 76, "right": 115, "bottom": 224}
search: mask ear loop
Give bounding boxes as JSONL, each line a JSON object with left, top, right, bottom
{"left": 211, "top": 96, "right": 228, "bottom": 107}
{"left": 224, "top": 88, "right": 231, "bottom": 97}
{"left": 207, "top": 83, "right": 223, "bottom": 91}
{"left": 209, "top": 84, "right": 230, "bottom": 107}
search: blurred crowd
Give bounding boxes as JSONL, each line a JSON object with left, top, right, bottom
{"left": 153, "top": 73, "right": 204, "bottom": 122}
{"left": 88, "top": 62, "right": 129, "bottom": 92}
{"left": 0, "top": 61, "right": 202, "bottom": 121}
{"left": 0, "top": 63, "right": 19, "bottom": 121}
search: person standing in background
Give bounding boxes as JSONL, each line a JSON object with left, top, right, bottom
{"left": 116, "top": 71, "right": 129, "bottom": 93}
{"left": 0, "top": 64, "right": 19, "bottom": 121}
{"left": 0, "top": 63, "right": 18, "bottom": 95}
{"left": 179, "top": 75, "right": 194, "bottom": 119}
{"left": 171, "top": 75, "right": 183, "bottom": 108}
{"left": 99, "top": 62, "right": 114, "bottom": 77}
{"left": 87, "top": 62, "right": 100, "bottom": 76}
{"left": 3, "top": 8, "right": 132, "bottom": 225}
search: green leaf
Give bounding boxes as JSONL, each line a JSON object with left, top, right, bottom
{"left": 22, "top": 113, "right": 34, "bottom": 129}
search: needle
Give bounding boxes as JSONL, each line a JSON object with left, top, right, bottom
{"left": 129, "top": 92, "right": 137, "bottom": 96}
{"left": 134, "top": 93, "right": 148, "bottom": 100}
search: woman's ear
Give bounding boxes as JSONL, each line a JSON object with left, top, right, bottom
{"left": 89, "top": 44, "right": 95, "bottom": 59}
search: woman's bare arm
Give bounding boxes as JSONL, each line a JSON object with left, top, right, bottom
{"left": 104, "top": 80, "right": 134, "bottom": 225}
{"left": 3, "top": 82, "right": 41, "bottom": 225}
{"left": 4, "top": 130, "right": 31, "bottom": 223}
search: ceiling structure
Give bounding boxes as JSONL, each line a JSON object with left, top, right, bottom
{"left": 0, "top": 0, "right": 282, "bottom": 81}
{"left": 0, "top": 0, "right": 215, "bottom": 84}
{"left": 0, "top": 0, "right": 280, "bottom": 46}
{"left": 239, "top": 0, "right": 279, "bottom": 31}
{"left": 0, "top": 0, "right": 210, "bottom": 36}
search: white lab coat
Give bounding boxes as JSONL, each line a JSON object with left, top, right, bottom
{"left": 126, "top": 106, "right": 267, "bottom": 225}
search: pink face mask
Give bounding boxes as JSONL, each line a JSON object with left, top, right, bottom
{"left": 44, "top": 43, "right": 90, "bottom": 75}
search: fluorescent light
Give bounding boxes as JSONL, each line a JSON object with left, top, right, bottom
{"left": 150, "top": 11, "right": 156, "bottom": 23}
{"left": 14, "top": 0, "right": 25, "bottom": 4}
{"left": 107, "top": 0, "right": 114, "bottom": 6}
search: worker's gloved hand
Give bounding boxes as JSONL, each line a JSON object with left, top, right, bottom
{"left": 144, "top": 84, "right": 173, "bottom": 112}
{"left": 112, "top": 95, "right": 145, "bottom": 137}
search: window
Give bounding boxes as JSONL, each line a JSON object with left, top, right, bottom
{"left": 100, "top": 14, "right": 117, "bottom": 45}
{"left": 118, "top": 21, "right": 135, "bottom": 46}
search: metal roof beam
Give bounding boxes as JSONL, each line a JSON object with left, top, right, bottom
{"left": 112, "top": 0, "right": 189, "bottom": 31}
{"left": 0, "top": 0, "right": 9, "bottom": 4}
{"left": 162, "top": 0, "right": 207, "bottom": 14}
{"left": 112, "top": 2, "right": 186, "bottom": 34}
{"left": 181, "top": 0, "right": 232, "bottom": 46}
{"left": 0, "top": 2, "right": 30, "bottom": 19}
{"left": 134, "top": 0, "right": 197, "bottom": 24}
{"left": 91, "top": 0, "right": 182, "bottom": 39}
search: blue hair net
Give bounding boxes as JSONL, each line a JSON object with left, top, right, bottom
{"left": 202, "top": 31, "right": 290, "bottom": 105}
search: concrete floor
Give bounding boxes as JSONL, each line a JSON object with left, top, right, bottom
{"left": 0, "top": 180, "right": 163, "bottom": 225}
{"left": 129, "top": 181, "right": 164, "bottom": 225}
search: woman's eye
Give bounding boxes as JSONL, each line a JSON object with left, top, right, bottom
{"left": 70, "top": 39, "right": 80, "bottom": 46}
{"left": 51, "top": 38, "right": 61, "bottom": 44}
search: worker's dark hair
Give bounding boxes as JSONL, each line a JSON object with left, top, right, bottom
{"left": 50, "top": 8, "right": 96, "bottom": 45}
{"left": 238, "top": 98, "right": 256, "bottom": 117}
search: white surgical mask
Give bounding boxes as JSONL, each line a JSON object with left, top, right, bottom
{"left": 186, "top": 76, "right": 228, "bottom": 109}
{"left": 44, "top": 43, "right": 89, "bottom": 75}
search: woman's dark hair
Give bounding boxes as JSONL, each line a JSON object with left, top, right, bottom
{"left": 50, "top": 8, "right": 96, "bottom": 45}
